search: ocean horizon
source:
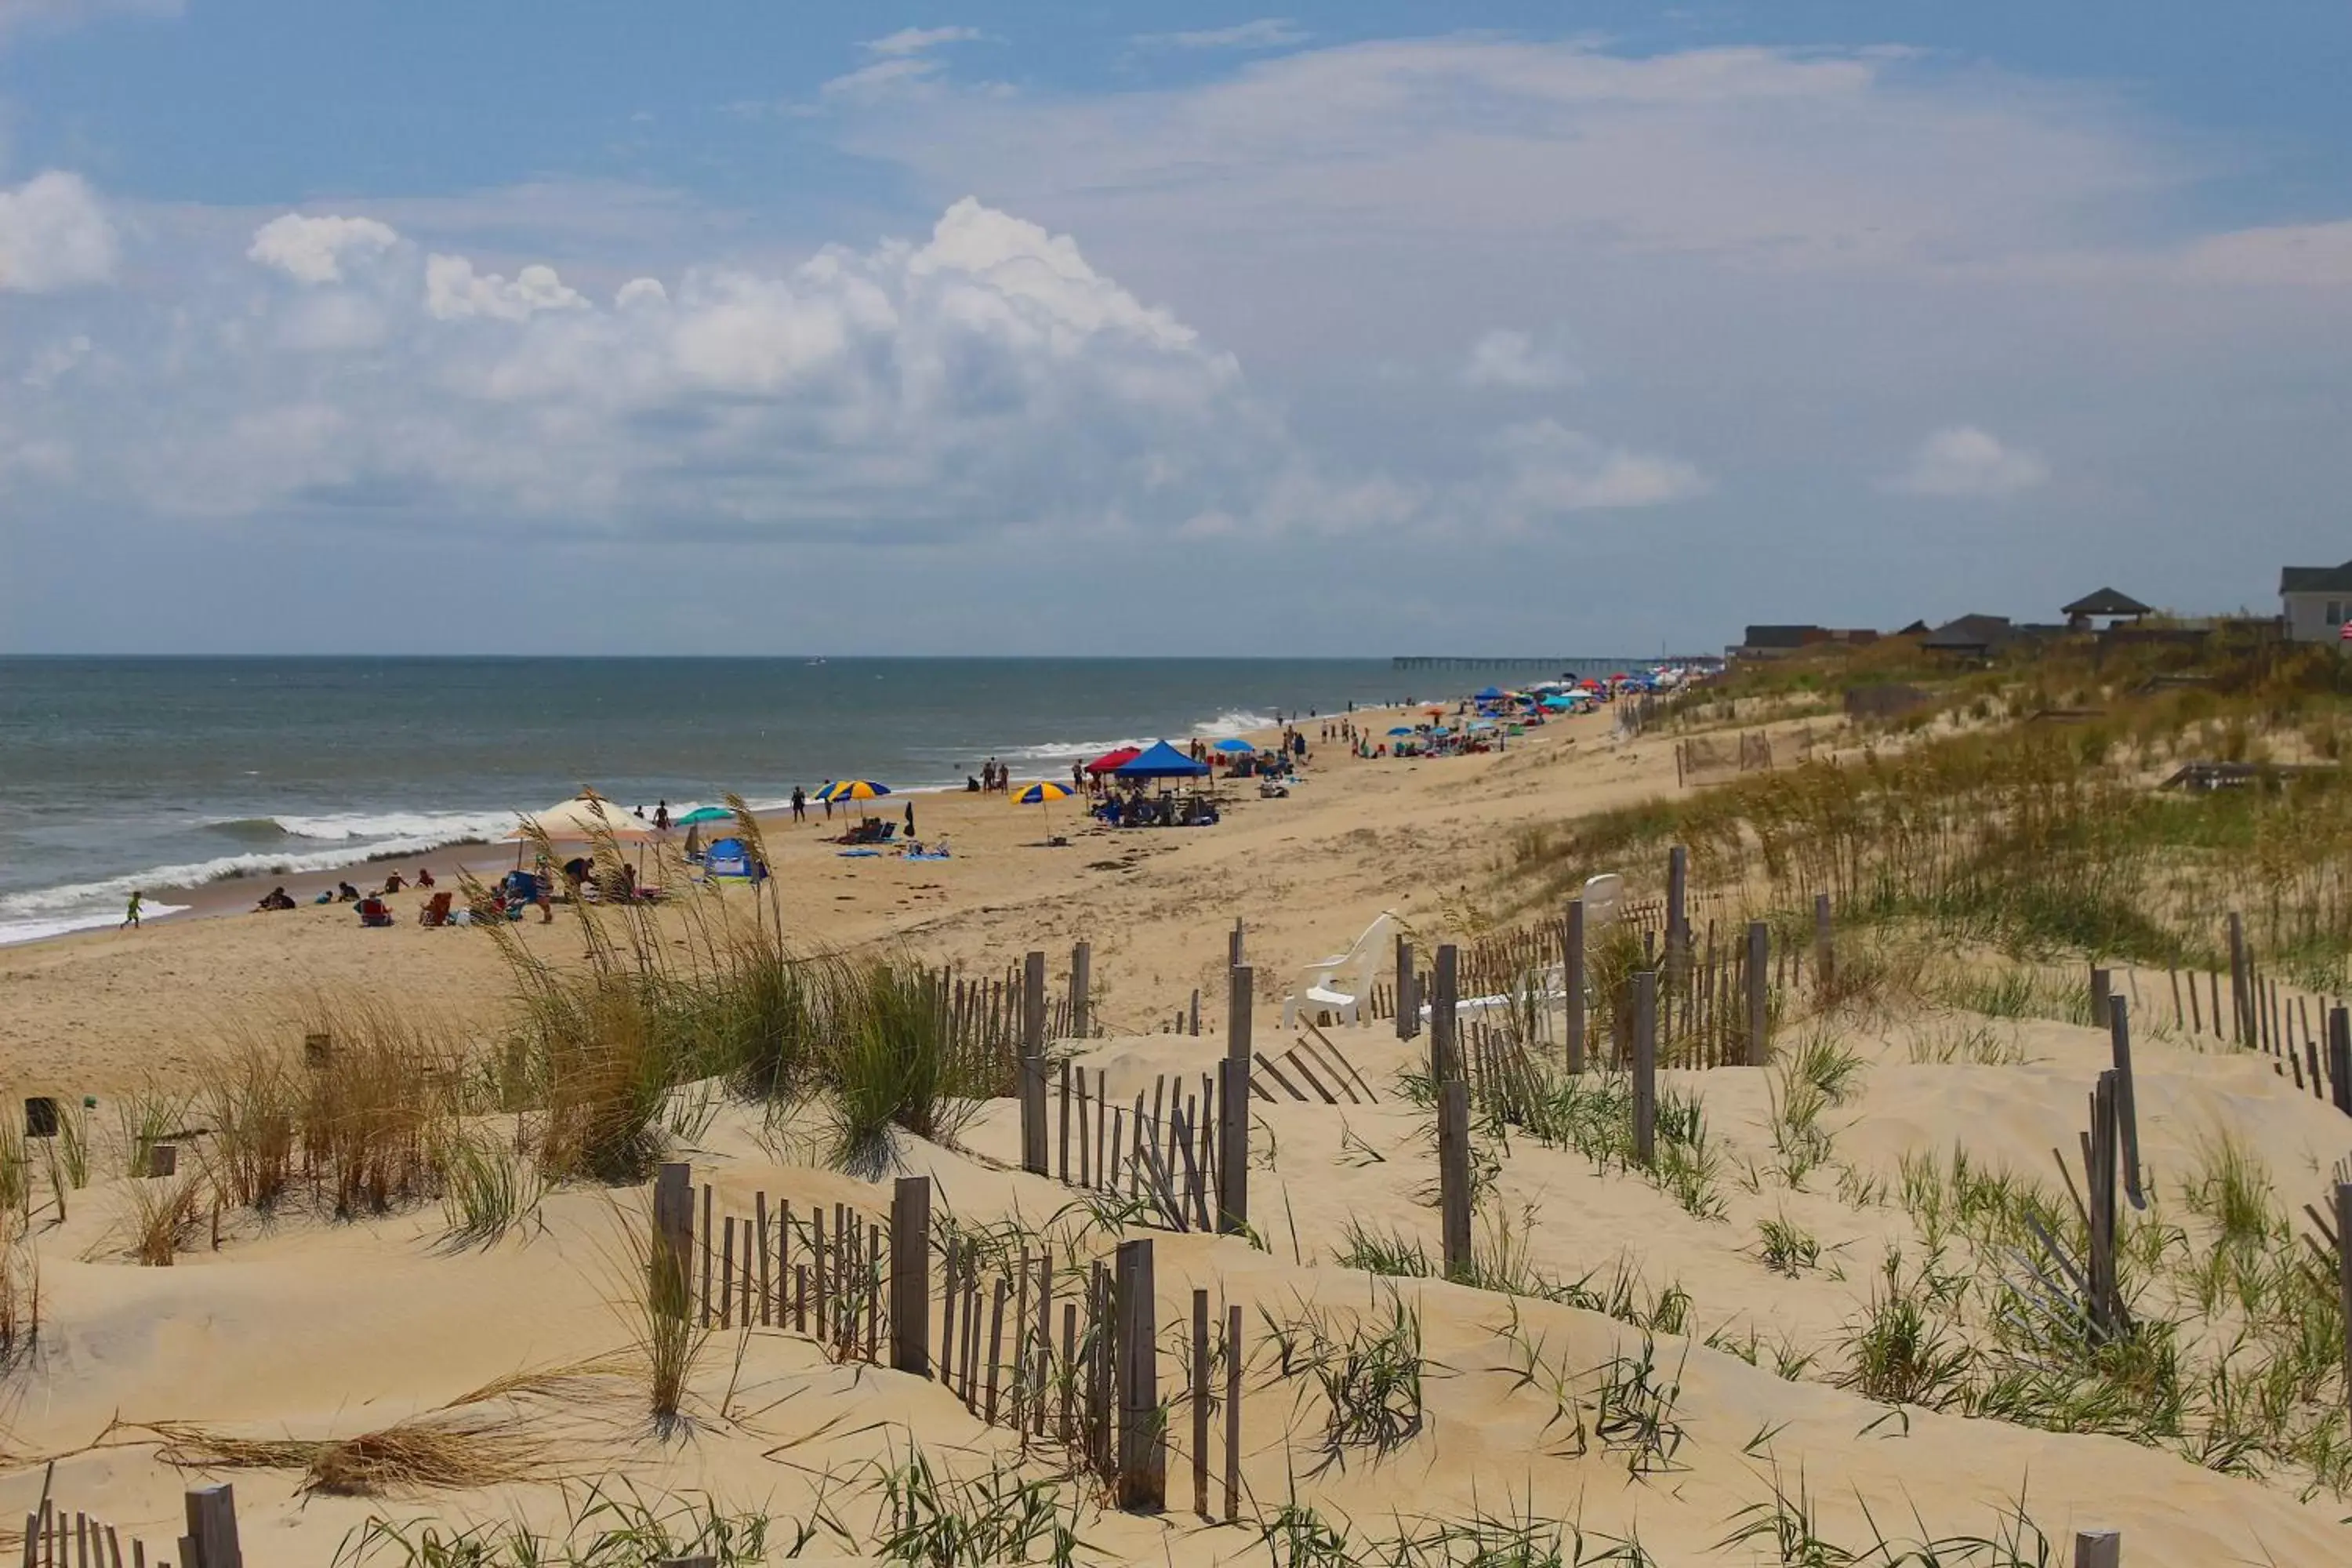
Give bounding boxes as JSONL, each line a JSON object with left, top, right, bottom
{"left": 0, "top": 655, "right": 1639, "bottom": 946}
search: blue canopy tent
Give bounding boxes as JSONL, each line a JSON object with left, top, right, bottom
{"left": 703, "top": 836, "right": 760, "bottom": 880}
{"left": 1473, "top": 686, "right": 1505, "bottom": 701}
{"left": 1112, "top": 739, "right": 1211, "bottom": 779}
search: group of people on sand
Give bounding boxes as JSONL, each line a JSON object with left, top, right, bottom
{"left": 252, "top": 866, "right": 435, "bottom": 914}
{"left": 968, "top": 759, "right": 1011, "bottom": 793}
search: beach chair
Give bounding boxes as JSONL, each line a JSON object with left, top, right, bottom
{"left": 1581, "top": 873, "right": 1624, "bottom": 929}
{"left": 356, "top": 897, "right": 394, "bottom": 928}
{"left": 419, "top": 891, "right": 453, "bottom": 927}
{"left": 1281, "top": 910, "right": 1399, "bottom": 1029}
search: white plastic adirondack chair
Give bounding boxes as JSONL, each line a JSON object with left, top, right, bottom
{"left": 1281, "top": 910, "right": 1399, "bottom": 1028}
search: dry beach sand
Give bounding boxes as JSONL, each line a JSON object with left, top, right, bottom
{"left": 2, "top": 701, "right": 2347, "bottom": 1565}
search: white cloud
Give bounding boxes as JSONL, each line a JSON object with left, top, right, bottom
{"left": 423, "top": 255, "right": 590, "bottom": 321}
{"left": 863, "top": 25, "right": 981, "bottom": 55}
{"left": 0, "top": 0, "right": 177, "bottom": 40}
{"left": 2174, "top": 221, "right": 2352, "bottom": 288}
{"left": 822, "top": 23, "right": 983, "bottom": 99}
{"left": 1884, "top": 426, "right": 2049, "bottom": 499}
{"left": 20, "top": 333, "right": 90, "bottom": 387}
{"left": 1132, "top": 18, "right": 1307, "bottom": 50}
{"left": 833, "top": 38, "right": 2172, "bottom": 277}
{"left": 0, "top": 171, "right": 118, "bottom": 292}
{"left": 822, "top": 55, "right": 946, "bottom": 100}
{"left": 247, "top": 212, "right": 399, "bottom": 285}
{"left": 1485, "top": 419, "right": 1709, "bottom": 516}
{"left": 0, "top": 197, "right": 1270, "bottom": 536}
{"left": 1461, "top": 328, "right": 1576, "bottom": 390}
{"left": 615, "top": 277, "right": 669, "bottom": 310}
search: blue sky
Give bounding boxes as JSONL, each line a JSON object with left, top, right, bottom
{"left": 3, "top": 1, "right": 2350, "bottom": 653}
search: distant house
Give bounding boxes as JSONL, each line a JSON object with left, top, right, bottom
{"left": 2279, "top": 560, "right": 2352, "bottom": 643}
{"left": 1921, "top": 614, "right": 2016, "bottom": 659}
{"left": 1728, "top": 624, "right": 1882, "bottom": 660}
{"left": 2062, "top": 587, "right": 2152, "bottom": 632}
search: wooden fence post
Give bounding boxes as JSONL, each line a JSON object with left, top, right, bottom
{"left": 1022, "top": 951, "right": 1049, "bottom": 1175}
{"left": 1071, "top": 942, "right": 1092, "bottom": 1038}
{"left": 891, "top": 1176, "right": 931, "bottom": 1376}
{"left": 2109, "top": 996, "right": 2143, "bottom": 1208}
{"left": 1744, "top": 920, "right": 1769, "bottom": 1068}
{"left": 1224, "top": 1302, "right": 1243, "bottom": 1522}
{"left": 1395, "top": 936, "right": 1416, "bottom": 1041}
{"left": 1812, "top": 894, "right": 1835, "bottom": 998}
{"left": 1190, "top": 1288, "right": 1211, "bottom": 1519}
{"left": 183, "top": 1485, "right": 241, "bottom": 1568}
{"left": 2331, "top": 1007, "right": 2352, "bottom": 1116}
{"left": 653, "top": 1163, "right": 693, "bottom": 1320}
{"left": 2228, "top": 912, "right": 2249, "bottom": 1044}
{"left": 2087, "top": 1072, "right": 2119, "bottom": 1341}
{"left": 1432, "top": 943, "right": 1460, "bottom": 1083}
{"left": 2089, "top": 967, "right": 2111, "bottom": 1030}
{"left": 2336, "top": 1181, "right": 2352, "bottom": 1437}
{"left": 1632, "top": 971, "right": 1657, "bottom": 1167}
{"left": 1563, "top": 900, "right": 1586, "bottom": 1075}
{"left": 1217, "top": 1053, "right": 1250, "bottom": 1235}
{"left": 2071, "top": 1531, "right": 2120, "bottom": 1568}
{"left": 1437, "top": 1080, "right": 1473, "bottom": 1279}
{"left": 1665, "top": 845, "right": 1689, "bottom": 989}
{"left": 1114, "top": 1238, "right": 1163, "bottom": 1512}
{"left": 1229, "top": 919, "right": 1245, "bottom": 971}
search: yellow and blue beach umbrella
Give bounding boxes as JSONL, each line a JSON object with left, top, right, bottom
{"left": 820, "top": 779, "right": 892, "bottom": 802}
{"left": 1014, "top": 779, "right": 1076, "bottom": 840}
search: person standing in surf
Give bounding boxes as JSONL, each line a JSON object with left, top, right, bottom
{"left": 122, "top": 889, "right": 143, "bottom": 929}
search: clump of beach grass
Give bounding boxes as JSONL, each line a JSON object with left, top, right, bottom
{"left": 605, "top": 1195, "right": 708, "bottom": 1436}
{"left": 145, "top": 1406, "right": 554, "bottom": 1497}
{"left": 335, "top": 1481, "right": 791, "bottom": 1568}
{"left": 434, "top": 1127, "right": 543, "bottom": 1248}
{"left": 118, "top": 1167, "right": 207, "bottom": 1266}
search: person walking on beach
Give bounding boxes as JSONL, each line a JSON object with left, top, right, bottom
{"left": 122, "top": 889, "right": 143, "bottom": 929}
{"left": 791, "top": 786, "right": 807, "bottom": 823}
{"left": 904, "top": 800, "right": 916, "bottom": 840}
{"left": 821, "top": 782, "right": 835, "bottom": 821}
{"left": 654, "top": 800, "right": 670, "bottom": 833}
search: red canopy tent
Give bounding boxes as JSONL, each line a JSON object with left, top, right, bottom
{"left": 1085, "top": 746, "right": 1143, "bottom": 775}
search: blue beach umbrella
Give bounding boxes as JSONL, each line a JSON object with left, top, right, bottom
{"left": 1212, "top": 738, "right": 1255, "bottom": 753}
{"left": 1386, "top": 726, "right": 1416, "bottom": 736}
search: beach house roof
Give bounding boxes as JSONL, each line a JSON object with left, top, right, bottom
{"left": 1921, "top": 614, "right": 2014, "bottom": 655}
{"left": 1741, "top": 624, "right": 1820, "bottom": 650}
{"left": 2061, "top": 587, "right": 2152, "bottom": 619}
{"left": 2280, "top": 560, "right": 2352, "bottom": 593}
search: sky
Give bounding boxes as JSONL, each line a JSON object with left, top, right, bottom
{"left": 2, "top": 2, "right": 2349, "bottom": 656}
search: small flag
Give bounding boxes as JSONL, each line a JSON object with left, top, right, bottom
{"left": 2340, "top": 622, "right": 2351, "bottom": 641}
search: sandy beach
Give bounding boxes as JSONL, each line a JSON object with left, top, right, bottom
{"left": 3, "top": 688, "right": 2348, "bottom": 1567}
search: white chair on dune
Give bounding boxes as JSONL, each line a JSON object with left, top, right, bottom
{"left": 1282, "top": 910, "right": 1399, "bottom": 1029}
{"left": 1581, "top": 873, "right": 1624, "bottom": 931}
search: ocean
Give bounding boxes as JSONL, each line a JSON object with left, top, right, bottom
{"left": 0, "top": 655, "right": 1458, "bottom": 945}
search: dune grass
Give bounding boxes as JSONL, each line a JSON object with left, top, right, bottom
{"left": 335, "top": 1481, "right": 789, "bottom": 1567}
{"left": 147, "top": 1406, "right": 554, "bottom": 1497}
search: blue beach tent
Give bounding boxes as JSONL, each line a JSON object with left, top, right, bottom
{"left": 1112, "top": 739, "right": 1212, "bottom": 779}
{"left": 704, "top": 837, "right": 758, "bottom": 879}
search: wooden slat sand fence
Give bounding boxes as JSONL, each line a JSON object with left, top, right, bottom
{"left": 671, "top": 1170, "right": 1242, "bottom": 1518}
{"left": 16, "top": 1483, "right": 241, "bottom": 1568}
